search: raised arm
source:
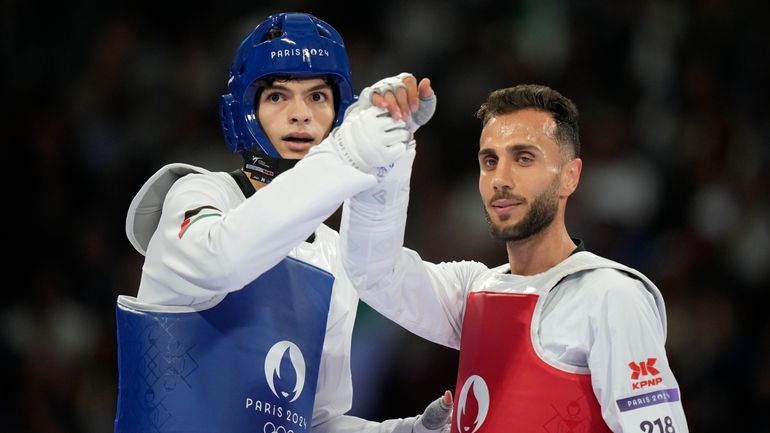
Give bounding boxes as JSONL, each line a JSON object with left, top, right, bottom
{"left": 136, "top": 100, "right": 413, "bottom": 304}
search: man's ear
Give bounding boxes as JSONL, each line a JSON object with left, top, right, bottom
{"left": 560, "top": 158, "right": 582, "bottom": 198}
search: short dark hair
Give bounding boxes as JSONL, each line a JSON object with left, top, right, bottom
{"left": 476, "top": 84, "right": 581, "bottom": 158}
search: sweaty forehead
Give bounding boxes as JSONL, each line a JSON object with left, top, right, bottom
{"left": 482, "top": 109, "right": 556, "bottom": 142}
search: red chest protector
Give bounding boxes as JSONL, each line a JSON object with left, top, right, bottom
{"left": 451, "top": 291, "right": 612, "bottom": 433}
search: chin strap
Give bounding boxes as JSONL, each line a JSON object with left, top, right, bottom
{"left": 242, "top": 148, "right": 300, "bottom": 184}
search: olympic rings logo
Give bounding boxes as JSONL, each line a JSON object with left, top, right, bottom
{"left": 263, "top": 421, "right": 294, "bottom": 433}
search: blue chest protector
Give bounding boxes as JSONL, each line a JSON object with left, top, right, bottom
{"left": 114, "top": 257, "right": 333, "bottom": 433}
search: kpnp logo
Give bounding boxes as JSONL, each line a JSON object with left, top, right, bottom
{"left": 457, "top": 375, "right": 489, "bottom": 433}
{"left": 629, "top": 357, "right": 662, "bottom": 390}
{"left": 265, "top": 341, "right": 306, "bottom": 402}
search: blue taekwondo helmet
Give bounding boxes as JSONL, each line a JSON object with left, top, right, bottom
{"left": 219, "top": 12, "right": 355, "bottom": 158}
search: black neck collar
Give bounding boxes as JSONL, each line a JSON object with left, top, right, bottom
{"left": 241, "top": 148, "right": 299, "bottom": 184}
{"left": 229, "top": 169, "right": 256, "bottom": 198}
{"left": 503, "top": 238, "right": 586, "bottom": 274}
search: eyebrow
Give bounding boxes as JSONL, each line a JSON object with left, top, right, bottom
{"left": 478, "top": 148, "right": 497, "bottom": 158}
{"left": 478, "top": 143, "right": 541, "bottom": 158}
{"left": 265, "top": 82, "right": 332, "bottom": 93}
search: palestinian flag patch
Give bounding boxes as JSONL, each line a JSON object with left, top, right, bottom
{"left": 179, "top": 205, "right": 222, "bottom": 239}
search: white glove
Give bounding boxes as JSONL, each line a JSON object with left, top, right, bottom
{"left": 332, "top": 105, "right": 410, "bottom": 174}
{"left": 354, "top": 72, "right": 437, "bottom": 133}
{"left": 413, "top": 392, "right": 453, "bottom": 433}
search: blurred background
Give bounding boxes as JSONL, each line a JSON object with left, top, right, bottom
{"left": 4, "top": 0, "right": 769, "bottom": 431}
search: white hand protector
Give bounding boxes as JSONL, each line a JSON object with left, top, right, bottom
{"left": 332, "top": 105, "right": 410, "bottom": 174}
{"left": 413, "top": 394, "right": 452, "bottom": 433}
{"left": 354, "top": 72, "right": 437, "bottom": 133}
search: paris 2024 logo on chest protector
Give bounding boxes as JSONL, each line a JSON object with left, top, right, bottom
{"left": 246, "top": 340, "right": 311, "bottom": 432}
{"left": 457, "top": 375, "right": 490, "bottom": 433}
{"left": 264, "top": 341, "right": 306, "bottom": 402}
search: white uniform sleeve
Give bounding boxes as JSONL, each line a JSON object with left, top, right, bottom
{"left": 354, "top": 253, "right": 483, "bottom": 349}
{"left": 340, "top": 151, "right": 485, "bottom": 348}
{"left": 137, "top": 143, "right": 376, "bottom": 305}
{"left": 585, "top": 271, "right": 689, "bottom": 432}
{"left": 340, "top": 149, "right": 415, "bottom": 285}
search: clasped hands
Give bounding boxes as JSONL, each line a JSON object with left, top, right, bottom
{"left": 332, "top": 73, "right": 436, "bottom": 174}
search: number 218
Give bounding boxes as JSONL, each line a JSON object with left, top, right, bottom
{"left": 640, "top": 416, "right": 675, "bottom": 433}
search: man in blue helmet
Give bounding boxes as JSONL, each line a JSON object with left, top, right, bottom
{"left": 114, "top": 11, "right": 450, "bottom": 433}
